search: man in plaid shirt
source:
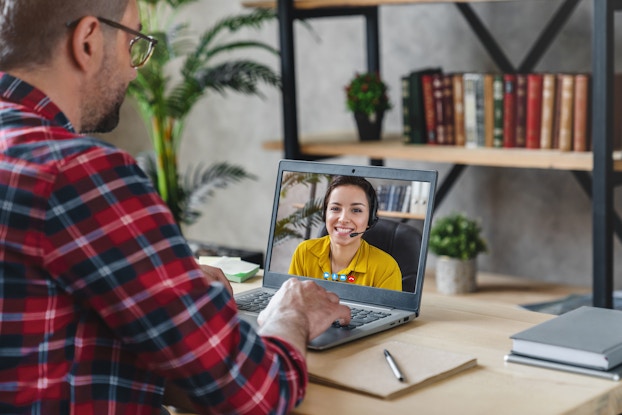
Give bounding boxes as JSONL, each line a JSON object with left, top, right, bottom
{"left": 0, "top": 1, "right": 351, "bottom": 414}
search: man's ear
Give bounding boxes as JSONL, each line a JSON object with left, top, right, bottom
{"left": 69, "top": 16, "right": 103, "bottom": 72}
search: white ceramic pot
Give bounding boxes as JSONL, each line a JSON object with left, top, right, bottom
{"left": 435, "top": 256, "right": 477, "bottom": 295}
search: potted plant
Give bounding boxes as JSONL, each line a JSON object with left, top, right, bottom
{"left": 345, "top": 72, "right": 392, "bottom": 141}
{"left": 128, "top": 1, "right": 280, "bottom": 227}
{"left": 428, "top": 213, "right": 487, "bottom": 294}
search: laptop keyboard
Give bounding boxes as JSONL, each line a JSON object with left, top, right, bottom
{"left": 332, "top": 308, "right": 391, "bottom": 330}
{"left": 236, "top": 291, "right": 274, "bottom": 312}
{"left": 235, "top": 292, "right": 391, "bottom": 330}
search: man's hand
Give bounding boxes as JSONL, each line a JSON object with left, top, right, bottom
{"left": 199, "top": 264, "right": 233, "bottom": 296}
{"left": 257, "top": 278, "right": 351, "bottom": 354}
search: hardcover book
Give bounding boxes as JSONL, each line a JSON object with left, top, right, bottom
{"left": 510, "top": 306, "right": 622, "bottom": 371}
{"left": 557, "top": 73, "right": 575, "bottom": 151}
{"left": 421, "top": 74, "right": 437, "bottom": 144}
{"left": 503, "top": 74, "right": 516, "bottom": 148}
{"left": 474, "top": 75, "right": 485, "bottom": 147}
{"left": 401, "top": 75, "right": 411, "bottom": 142}
{"left": 573, "top": 73, "right": 591, "bottom": 152}
{"left": 483, "top": 73, "right": 495, "bottom": 147}
{"left": 463, "top": 73, "right": 480, "bottom": 148}
{"left": 432, "top": 73, "right": 447, "bottom": 144}
{"left": 539, "top": 73, "right": 557, "bottom": 149}
{"left": 514, "top": 74, "right": 527, "bottom": 147}
{"left": 525, "top": 73, "right": 543, "bottom": 149}
{"left": 492, "top": 74, "right": 504, "bottom": 148}
{"left": 452, "top": 73, "right": 465, "bottom": 146}
{"left": 404, "top": 67, "right": 443, "bottom": 144}
{"left": 443, "top": 74, "right": 455, "bottom": 145}
{"left": 505, "top": 353, "right": 622, "bottom": 381}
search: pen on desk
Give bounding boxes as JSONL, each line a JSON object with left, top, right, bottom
{"left": 383, "top": 349, "right": 405, "bottom": 382}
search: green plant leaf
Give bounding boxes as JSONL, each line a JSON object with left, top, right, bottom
{"left": 127, "top": 2, "right": 279, "bottom": 225}
{"left": 429, "top": 213, "right": 487, "bottom": 260}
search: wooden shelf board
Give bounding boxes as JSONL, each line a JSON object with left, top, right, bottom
{"left": 242, "top": 0, "right": 542, "bottom": 9}
{"left": 262, "top": 132, "right": 622, "bottom": 171}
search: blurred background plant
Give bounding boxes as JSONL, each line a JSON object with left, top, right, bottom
{"left": 428, "top": 212, "right": 487, "bottom": 260}
{"left": 273, "top": 173, "right": 331, "bottom": 245}
{"left": 128, "top": 0, "right": 280, "bottom": 226}
{"left": 344, "top": 72, "right": 392, "bottom": 116}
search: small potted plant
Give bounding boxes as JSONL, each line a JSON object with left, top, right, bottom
{"left": 345, "top": 72, "right": 392, "bottom": 141}
{"left": 428, "top": 213, "right": 487, "bottom": 294}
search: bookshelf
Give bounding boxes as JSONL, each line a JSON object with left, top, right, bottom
{"left": 243, "top": 0, "right": 620, "bottom": 307}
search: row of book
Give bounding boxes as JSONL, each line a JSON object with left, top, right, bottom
{"left": 376, "top": 182, "right": 430, "bottom": 216}
{"left": 401, "top": 68, "right": 610, "bottom": 152}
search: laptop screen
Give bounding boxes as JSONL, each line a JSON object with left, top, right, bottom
{"left": 263, "top": 160, "right": 437, "bottom": 313}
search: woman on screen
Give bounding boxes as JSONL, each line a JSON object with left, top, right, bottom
{"left": 288, "top": 175, "right": 402, "bottom": 291}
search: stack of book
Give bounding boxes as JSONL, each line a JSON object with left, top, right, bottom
{"left": 505, "top": 306, "right": 622, "bottom": 380}
{"left": 401, "top": 69, "right": 622, "bottom": 152}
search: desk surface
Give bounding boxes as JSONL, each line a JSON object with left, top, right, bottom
{"left": 175, "top": 273, "right": 622, "bottom": 415}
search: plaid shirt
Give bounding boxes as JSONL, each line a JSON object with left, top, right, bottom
{"left": 0, "top": 72, "right": 306, "bottom": 415}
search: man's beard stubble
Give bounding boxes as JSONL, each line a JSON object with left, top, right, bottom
{"left": 79, "top": 56, "right": 127, "bottom": 134}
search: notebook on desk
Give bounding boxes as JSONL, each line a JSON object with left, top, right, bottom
{"left": 234, "top": 160, "right": 438, "bottom": 350}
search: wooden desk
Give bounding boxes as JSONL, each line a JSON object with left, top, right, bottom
{"left": 174, "top": 273, "right": 622, "bottom": 415}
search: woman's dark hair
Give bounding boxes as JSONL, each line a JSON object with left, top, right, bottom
{"left": 322, "top": 175, "right": 379, "bottom": 227}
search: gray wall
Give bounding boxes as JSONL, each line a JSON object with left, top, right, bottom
{"left": 107, "top": 0, "right": 622, "bottom": 288}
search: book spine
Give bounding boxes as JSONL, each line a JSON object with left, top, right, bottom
{"left": 463, "top": 74, "right": 478, "bottom": 148}
{"left": 401, "top": 184, "right": 412, "bottom": 213}
{"left": 401, "top": 75, "right": 412, "bottom": 143}
{"left": 573, "top": 73, "right": 590, "bottom": 152}
{"left": 503, "top": 74, "right": 516, "bottom": 148}
{"left": 409, "top": 70, "right": 430, "bottom": 144}
{"left": 540, "top": 73, "right": 556, "bottom": 149}
{"left": 557, "top": 74, "right": 575, "bottom": 151}
{"left": 433, "top": 73, "right": 446, "bottom": 145}
{"left": 443, "top": 74, "right": 455, "bottom": 145}
{"left": 483, "top": 73, "right": 495, "bottom": 147}
{"left": 492, "top": 74, "right": 504, "bottom": 148}
{"left": 452, "top": 73, "right": 465, "bottom": 147}
{"left": 552, "top": 73, "right": 564, "bottom": 149}
{"left": 514, "top": 74, "right": 527, "bottom": 147}
{"left": 474, "top": 74, "right": 485, "bottom": 147}
{"left": 421, "top": 74, "right": 437, "bottom": 144}
{"left": 409, "top": 181, "right": 421, "bottom": 214}
{"left": 377, "top": 184, "right": 388, "bottom": 211}
{"left": 526, "top": 73, "right": 543, "bottom": 149}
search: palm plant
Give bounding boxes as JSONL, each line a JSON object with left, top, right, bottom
{"left": 127, "top": 0, "right": 280, "bottom": 226}
{"left": 273, "top": 173, "right": 331, "bottom": 245}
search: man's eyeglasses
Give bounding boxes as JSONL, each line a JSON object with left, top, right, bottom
{"left": 66, "top": 17, "right": 158, "bottom": 68}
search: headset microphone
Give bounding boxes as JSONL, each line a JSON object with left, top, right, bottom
{"left": 349, "top": 230, "right": 367, "bottom": 238}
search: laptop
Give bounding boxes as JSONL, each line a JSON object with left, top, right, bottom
{"left": 235, "top": 160, "right": 438, "bottom": 350}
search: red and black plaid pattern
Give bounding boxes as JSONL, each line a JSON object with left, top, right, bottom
{"left": 0, "top": 72, "right": 306, "bottom": 415}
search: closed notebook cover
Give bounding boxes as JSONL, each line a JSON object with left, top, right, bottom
{"left": 510, "top": 306, "right": 622, "bottom": 370}
{"left": 308, "top": 340, "right": 477, "bottom": 399}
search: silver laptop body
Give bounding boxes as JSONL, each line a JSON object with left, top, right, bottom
{"left": 235, "top": 160, "right": 438, "bottom": 350}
